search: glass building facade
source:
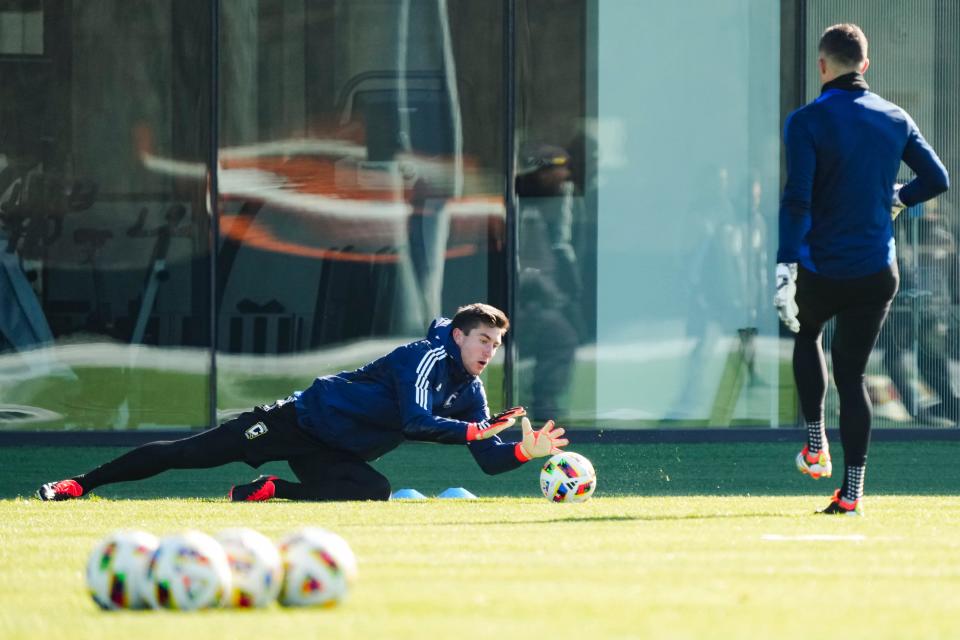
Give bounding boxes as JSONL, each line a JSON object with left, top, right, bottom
{"left": 0, "top": 0, "right": 956, "bottom": 432}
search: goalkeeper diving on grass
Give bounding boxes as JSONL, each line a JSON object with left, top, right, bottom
{"left": 38, "top": 303, "right": 568, "bottom": 502}
{"left": 775, "top": 24, "right": 948, "bottom": 515}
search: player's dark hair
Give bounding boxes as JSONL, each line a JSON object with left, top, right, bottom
{"left": 819, "top": 23, "right": 867, "bottom": 68}
{"left": 451, "top": 303, "right": 510, "bottom": 334}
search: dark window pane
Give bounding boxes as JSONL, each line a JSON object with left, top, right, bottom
{"left": 0, "top": 1, "right": 212, "bottom": 430}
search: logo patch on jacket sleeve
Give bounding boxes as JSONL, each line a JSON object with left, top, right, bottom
{"left": 244, "top": 422, "right": 268, "bottom": 440}
{"left": 442, "top": 392, "right": 459, "bottom": 408}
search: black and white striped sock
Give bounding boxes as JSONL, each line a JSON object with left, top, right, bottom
{"left": 806, "top": 420, "right": 826, "bottom": 453}
{"left": 842, "top": 465, "right": 865, "bottom": 504}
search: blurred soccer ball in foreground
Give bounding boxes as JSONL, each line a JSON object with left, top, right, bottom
{"left": 216, "top": 528, "right": 283, "bottom": 608}
{"left": 278, "top": 527, "right": 357, "bottom": 607}
{"left": 540, "top": 451, "right": 597, "bottom": 503}
{"left": 86, "top": 530, "right": 159, "bottom": 610}
{"left": 143, "top": 531, "right": 232, "bottom": 610}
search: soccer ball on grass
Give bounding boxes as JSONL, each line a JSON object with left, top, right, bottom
{"left": 216, "top": 528, "right": 283, "bottom": 608}
{"left": 142, "top": 530, "right": 232, "bottom": 610}
{"left": 86, "top": 530, "right": 159, "bottom": 610}
{"left": 540, "top": 451, "right": 597, "bottom": 503}
{"left": 278, "top": 527, "right": 357, "bottom": 607}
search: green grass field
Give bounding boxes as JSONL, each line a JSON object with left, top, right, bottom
{"left": 3, "top": 441, "right": 960, "bottom": 639}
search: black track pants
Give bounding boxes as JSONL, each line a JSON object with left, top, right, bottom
{"left": 274, "top": 453, "right": 390, "bottom": 501}
{"left": 77, "top": 400, "right": 390, "bottom": 500}
{"left": 793, "top": 263, "right": 899, "bottom": 467}
{"left": 78, "top": 424, "right": 249, "bottom": 490}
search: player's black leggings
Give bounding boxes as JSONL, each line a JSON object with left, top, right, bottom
{"left": 77, "top": 402, "right": 390, "bottom": 501}
{"left": 793, "top": 263, "right": 899, "bottom": 467}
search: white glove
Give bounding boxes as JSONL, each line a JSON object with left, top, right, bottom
{"left": 891, "top": 183, "right": 907, "bottom": 220}
{"left": 773, "top": 262, "right": 799, "bottom": 333}
{"left": 516, "top": 417, "right": 569, "bottom": 460}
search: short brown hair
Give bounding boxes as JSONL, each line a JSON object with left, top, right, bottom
{"left": 451, "top": 303, "right": 510, "bottom": 334}
{"left": 819, "top": 23, "right": 868, "bottom": 68}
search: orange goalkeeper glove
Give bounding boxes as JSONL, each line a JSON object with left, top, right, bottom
{"left": 465, "top": 406, "right": 526, "bottom": 442}
{"left": 514, "top": 417, "right": 569, "bottom": 461}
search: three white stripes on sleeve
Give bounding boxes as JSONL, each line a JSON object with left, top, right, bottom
{"left": 415, "top": 347, "right": 446, "bottom": 410}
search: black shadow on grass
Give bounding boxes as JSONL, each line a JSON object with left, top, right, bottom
{"left": 428, "top": 512, "right": 800, "bottom": 525}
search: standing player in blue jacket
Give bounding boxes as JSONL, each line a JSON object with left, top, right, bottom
{"left": 775, "top": 24, "right": 949, "bottom": 515}
{"left": 38, "top": 303, "right": 568, "bottom": 501}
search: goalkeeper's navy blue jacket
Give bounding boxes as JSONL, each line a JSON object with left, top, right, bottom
{"left": 778, "top": 73, "right": 949, "bottom": 278}
{"left": 292, "top": 317, "right": 524, "bottom": 474}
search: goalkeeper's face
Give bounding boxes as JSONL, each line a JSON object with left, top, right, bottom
{"left": 453, "top": 324, "right": 504, "bottom": 376}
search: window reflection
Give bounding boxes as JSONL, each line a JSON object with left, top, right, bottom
{"left": 515, "top": 143, "right": 584, "bottom": 422}
{"left": 0, "top": 1, "right": 211, "bottom": 429}
{"left": 514, "top": 0, "right": 595, "bottom": 425}
{"left": 878, "top": 204, "right": 960, "bottom": 425}
{"left": 216, "top": 0, "right": 506, "bottom": 413}
{"left": 583, "top": 0, "right": 780, "bottom": 427}
{"left": 0, "top": 0, "right": 43, "bottom": 55}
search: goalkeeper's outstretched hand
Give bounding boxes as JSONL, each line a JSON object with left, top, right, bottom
{"left": 465, "top": 406, "right": 526, "bottom": 442}
{"left": 516, "top": 417, "right": 569, "bottom": 461}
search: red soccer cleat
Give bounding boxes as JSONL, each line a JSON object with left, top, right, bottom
{"left": 818, "top": 489, "right": 863, "bottom": 516}
{"left": 229, "top": 475, "right": 279, "bottom": 502}
{"left": 37, "top": 479, "right": 85, "bottom": 501}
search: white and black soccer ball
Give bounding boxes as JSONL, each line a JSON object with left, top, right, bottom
{"left": 540, "top": 451, "right": 597, "bottom": 503}
{"left": 216, "top": 528, "right": 283, "bottom": 608}
{"left": 278, "top": 527, "right": 357, "bottom": 607}
{"left": 143, "top": 531, "right": 232, "bottom": 611}
{"left": 86, "top": 530, "right": 159, "bottom": 610}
